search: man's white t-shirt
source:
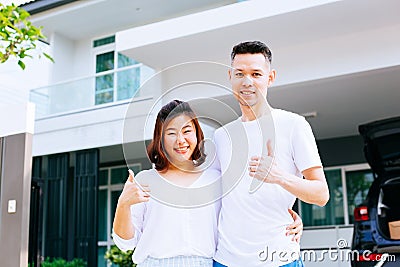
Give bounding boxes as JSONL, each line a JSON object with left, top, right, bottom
{"left": 213, "top": 109, "right": 322, "bottom": 267}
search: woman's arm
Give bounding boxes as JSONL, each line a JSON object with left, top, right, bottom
{"left": 113, "top": 170, "right": 150, "bottom": 239}
{"left": 286, "top": 209, "right": 303, "bottom": 243}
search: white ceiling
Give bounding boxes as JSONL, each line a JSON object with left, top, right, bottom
{"left": 262, "top": 65, "right": 400, "bottom": 139}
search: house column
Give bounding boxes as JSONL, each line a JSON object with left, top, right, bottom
{"left": 0, "top": 103, "right": 35, "bottom": 267}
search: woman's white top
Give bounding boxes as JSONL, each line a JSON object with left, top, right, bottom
{"left": 113, "top": 168, "right": 221, "bottom": 264}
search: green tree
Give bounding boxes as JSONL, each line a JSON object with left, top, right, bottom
{"left": 0, "top": 2, "right": 53, "bottom": 69}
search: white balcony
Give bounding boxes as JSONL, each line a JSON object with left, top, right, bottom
{"left": 30, "top": 64, "right": 155, "bottom": 119}
{"left": 29, "top": 64, "right": 157, "bottom": 156}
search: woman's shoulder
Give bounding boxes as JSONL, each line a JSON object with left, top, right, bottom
{"left": 203, "top": 167, "right": 220, "bottom": 176}
{"left": 134, "top": 169, "right": 157, "bottom": 182}
{"left": 199, "top": 167, "right": 221, "bottom": 185}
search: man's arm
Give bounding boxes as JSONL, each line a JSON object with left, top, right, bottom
{"left": 276, "top": 166, "right": 329, "bottom": 207}
{"left": 249, "top": 141, "right": 329, "bottom": 206}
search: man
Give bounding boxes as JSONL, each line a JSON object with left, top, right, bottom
{"left": 213, "top": 41, "right": 329, "bottom": 267}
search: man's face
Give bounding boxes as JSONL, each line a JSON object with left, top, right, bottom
{"left": 229, "top": 53, "right": 275, "bottom": 108}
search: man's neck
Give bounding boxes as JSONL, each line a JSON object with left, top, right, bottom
{"left": 240, "top": 103, "right": 272, "bottom": 122}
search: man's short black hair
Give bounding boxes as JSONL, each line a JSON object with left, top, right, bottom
{"left": 231, "top": 41, "right": 272, "bottom": 64}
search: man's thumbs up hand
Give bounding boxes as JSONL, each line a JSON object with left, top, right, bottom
{"left": 249, "top": 139, "right": 283, "bottom": 184}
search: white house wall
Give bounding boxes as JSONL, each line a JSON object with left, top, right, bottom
{"left": 116, "top": 0, "right": 340, "bottom": 61}
{"left": 117, "top": 1, "right": 400, "bottom": 86}
{"left": 0, "top": 42, "right": 51, "bottom": 105}
{"left": 159, "top": 61, "right": 232, "bottom": 102}
{"left": 273, "top": 23, "right": 400, "bottom": 87}
{"left": 49, "top": 32, "right": 75, "bottom": 83}
{"left": 33, "top": 98, "right": 156, "bottom": 156}
{"left": 73, "top": 38, "right": 95, "bottom": 78}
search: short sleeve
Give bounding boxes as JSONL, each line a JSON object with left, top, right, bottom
{"left": 291, "top": 117, "right": 323, "bottom": 172}
{"left": 209, "top": 128, "right": 223, "bottom": 173}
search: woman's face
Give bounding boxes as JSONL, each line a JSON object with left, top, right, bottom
{"left": 162, "top": 114, "right": 198, "bottom": 166}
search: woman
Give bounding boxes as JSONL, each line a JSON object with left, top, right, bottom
{"left": 113, "top": 100, "right": 302, "bottom": 266}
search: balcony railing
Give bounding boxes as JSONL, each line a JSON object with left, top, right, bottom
{"left": 30, "top": 64, "right": 155, "bottom": 119}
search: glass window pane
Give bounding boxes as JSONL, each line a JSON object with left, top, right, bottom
{"left": 99, "top": 170, "right": 108, "bottom": 186}
{"left": 131, "top": 164, "right": 141, "bottom": 174}
{"left": 111, "top": 190, "right": 122, "bottom": 235}
{"left": 117, "top": 67, "right": 141, "bottom": 101}
{"left": 93, "top": 35, "right": 115, "bottom": 48}
{"left": 96, "top": 52, "right": 114, "bottom": 73}
{"left": 97, "top": 246, "right": 107, "bottom": 267}
{"left": 118, "top": 53, "right": 137, "bottom": 68}
{"left": 96, "top": 74, "right": 114, "bottom": 91}
{"left": 111, "top": 167, "right": 127, "bottom": 185}
{"left": 330, "top": 170, "right": 345, "bottom": 225}
{"left": 98, "top": 189, "right": 107, "bottom": 242}
{"left": 95, "top": 91, "right": 113, "bottom": 105}
{"left": 301, "top": 169, "right": 344, "bottom": 226}
{"left": 95, "top": 73, "right": 114, "bottom": 105}
{"left": 346, "top": 170, "right": 373, "bottom": 223}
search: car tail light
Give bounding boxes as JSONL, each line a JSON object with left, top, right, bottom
{"left": 354, "top": 206, "right": 369, "bottom": 221}
{"left": 357, "top": 253, "right": 383, "bottom": 261}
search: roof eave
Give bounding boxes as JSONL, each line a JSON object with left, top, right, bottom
{"left": 21, "top": 0, "right": 77, "bottom": 15}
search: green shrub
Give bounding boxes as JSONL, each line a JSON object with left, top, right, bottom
{"left": 40, "top": 257, "right": 86, "bottom": 267}
{"left": 105, "top": 245, "right": 136, "bottom": 267}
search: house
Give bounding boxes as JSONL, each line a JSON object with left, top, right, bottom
{"left": 1, "top": 0, "right": 400, "bottom": 266}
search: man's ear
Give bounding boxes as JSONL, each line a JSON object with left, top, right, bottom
{"left": 268, "top": 69, "right": 276, "bottom": 87}
{"left": 228, "top": 69, "right": 232, "bottom": 81}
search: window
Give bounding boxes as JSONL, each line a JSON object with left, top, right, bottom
{"left": 95, "top": 52, "right": 115, "bottom": 105}
{"left": 93, "top": 36, "right": 115, "bottom": 48}
{"left": 97, "top": 164, "right": 142, "bottom": 267}
{"left": 299, "top": 163, "right": 373, "bottom": 227}
{"left": 346, "top": 170, "right": 374, "bottom": 224}
{"left": 116, "top": 54, "right": 140, "bottom": 101}
{"left": 93, "top": 36, "right": 143, "bottom": 105}
{"left": 301, "top": 169, "right": 344, "bottom": 226}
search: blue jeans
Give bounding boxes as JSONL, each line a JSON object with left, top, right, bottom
{"left": 213, "top": 258, "right": 304, "bottom": 267}
{"left": 281, "top": 258, "right": 304, "bottom": 267}
{"left": 212, "top": 261, "right": 227, "bottom": 267}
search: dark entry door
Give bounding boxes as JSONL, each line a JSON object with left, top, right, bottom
{"left": 74, "top": 149, "right": 98, "bottom": 266}
{"left": 28, "top": 178, "right": 42, "bottom": 267}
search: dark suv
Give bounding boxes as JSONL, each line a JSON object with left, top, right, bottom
{"left": 351, "top": 116, "right": 400, "bottom": 267}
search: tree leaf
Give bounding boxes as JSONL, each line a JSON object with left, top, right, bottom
{"left": 1, "top": 3, "right": 53, "bottom": 70}
{"left": 43, "top": 52, "right": 54, "bottom": 63}
{"left": 17, "top": 60, "right": 25, "bottom": 70}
